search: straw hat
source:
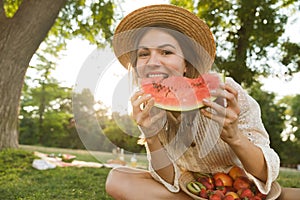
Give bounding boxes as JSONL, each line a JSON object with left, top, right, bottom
{"left": 113, "top": 4, "right": 216, "bottom": 71}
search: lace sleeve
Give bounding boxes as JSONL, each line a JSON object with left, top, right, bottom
{"left": 227, "top": 78, "right": 280, "bottom": 194}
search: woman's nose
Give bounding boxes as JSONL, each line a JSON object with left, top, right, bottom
{"left": 147, "top": 53, "right": 160, "bottom": 65}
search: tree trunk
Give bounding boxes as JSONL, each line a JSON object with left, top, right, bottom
{"left": 233, "top": 0, "right": 257, "bottom": 86}
{"left": 0, "top": 0, "right": 67, "bottom": 150}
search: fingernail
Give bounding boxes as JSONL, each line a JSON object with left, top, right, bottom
{"left": 210, "top": 90, "right": 216, "bottom": 94}
{"left": 145, "top": 94, "right": 152, "bottom": 98}
{"left": 219, "top": 82, "right": 225, "bottom": 87}
{"left": 203, "top": 98, "right": 209, "bottom": 103}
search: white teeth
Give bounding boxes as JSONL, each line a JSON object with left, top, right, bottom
{"left": 148, "top": 74, "right": 168, "bottom": 78}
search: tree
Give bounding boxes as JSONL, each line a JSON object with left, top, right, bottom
{"left": 104, "top": 112, "right": 144, "bottom": 153}
{"left": 290, "top": 95, "right": 300, "bottom": 140}
{"left": 275, "top": 94, "right": 300, "bottom": 165}
{"left": 248, "top": 82, "right": 286, "bottom": 153}
{"left": 282, "top": 95, "right": 300, "bottom": 165}
{"left": 278, "top": 95, "right": 300, "bottom": 141}
{"left": 19, "top": 59, "right": 73, "bottom": 147}
{"left": 171, "top": 0, "right": 300, "bottom": 86}
{"left": 72, "top": 88, "right": 114, "bottom": 151}
{"left": 0, "top": 0, "right": 114, "bottom": 149}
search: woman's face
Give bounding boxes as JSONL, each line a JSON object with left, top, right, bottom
{"left": 135, "top": 29, "right": 186, "bottom": 78}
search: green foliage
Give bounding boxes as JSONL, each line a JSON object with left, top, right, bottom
{"left": 48, "top": 0, "right": 114, "bottom": 49}
{"left": 278, "top": 95, "right": 300, "bottom": 141}
{"left": 103, "top": 113, "right": 144, "bottom": 153}
{"left": 289, "top": 95, "right": 300, "bottom": 130}
{"left": 20, "top": 52, "right": 74, "bottom": 147}
{"left": 3, "top": 0, "right": 23, "bottom": 18}
{"left": 21, "top": 77, "right": 146, "bottom": 153}
{"left": 280, "top": 41, "right": 300, "bottom": 76}
{"left": 279, "top": 140, "right": 300, "bottom": 164}
{"left": 246, "top": 82, "right": 300, "bottom": 165}
{"left": 72, "top": 89, "right": 146, "bottom": 153}
{"left": 3, "top": 0, "right": 114, "bottom": 48}
{"left": 19, "top": 45, "right": 81, "bottom": 148}
{"left": 248, "top": 82, "right": 286, "bottom": 150}
{"left": 170, "top": 0, "right": 195, "bottom": 12}
{"left": 72, "top": 89, "right": 115, "bottom": 152}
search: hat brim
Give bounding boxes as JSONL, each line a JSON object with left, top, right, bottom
{"left": 113, "top": 4, "right": 216, "bottom": 70}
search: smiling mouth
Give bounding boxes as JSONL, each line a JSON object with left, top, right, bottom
{"left": 146, "top": 73, "right": 169, "bottom": 78}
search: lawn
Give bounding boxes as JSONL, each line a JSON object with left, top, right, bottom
{"left": 0, "top": 146, "right": 299, "bottom": 200}
{"left": 0, "top": 147, "right": 114, "bottom": 200}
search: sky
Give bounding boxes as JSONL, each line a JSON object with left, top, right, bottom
{"left": 50, "top": 0, "right": 300, "bottom": 108}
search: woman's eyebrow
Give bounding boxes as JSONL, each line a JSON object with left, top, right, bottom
{"left": 137, "top": 46, "right": 149, "bottom": 50}
{"left": 137, "top": 44, "right": 176, "bottom": 50}
{"left": 158, "top": 44, "right": 176, "bottom": 49}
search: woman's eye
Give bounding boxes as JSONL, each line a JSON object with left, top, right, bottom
{"left": 137, "top": 51, "right": 149, "bottom": 58}
{"left": 161, "top": 49, "right": 173, "bottom": 55}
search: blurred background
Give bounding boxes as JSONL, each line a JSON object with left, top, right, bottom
{"left": 1, "top": 0, "right": 300, "bottom": 167}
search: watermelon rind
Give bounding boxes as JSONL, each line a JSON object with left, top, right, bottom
{"left": 141, "top": 73, "right": 224, "bottom": 112}
{"left": 154, "top": 99, "right": 213, "bottom": 112}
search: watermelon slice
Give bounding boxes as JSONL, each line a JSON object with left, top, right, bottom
{"left": 141, "top": 73, "right": 223, "bottom": 111}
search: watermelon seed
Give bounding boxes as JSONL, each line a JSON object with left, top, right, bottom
{"left": 165, "top": 88, "right": 171, "bottom": 97}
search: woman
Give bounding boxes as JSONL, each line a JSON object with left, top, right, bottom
{"left": 106, "top": 4, "right": 286, "bottom": 200}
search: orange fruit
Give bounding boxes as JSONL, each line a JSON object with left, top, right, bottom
{"left": 213, "top": 172, "right": 233, "bottom": 187}
{"left": 225, "top": 191, "right": 239, "bottom": 199}
{"left": 229, "top": 165, "right": 246, "bottom": 180}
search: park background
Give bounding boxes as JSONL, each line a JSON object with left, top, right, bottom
{"left": 1, "top": 0, "right": 300, "bottom": 199}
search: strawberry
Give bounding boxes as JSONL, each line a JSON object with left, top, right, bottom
{"left": 233, "top": 177, "right": 251, "bottom": 191}
{"left": 238, "top": 188, "right": 254, "bottom": 198}
{"left": 216, "top": 186, "right": 227, "bottom": 195}
{"left": 199, "top": 188, "right": 209, "bottom": 198}
{"left": 215, "top": 178, "right": 224, "bottom": 187}
{"left": 250, "top": 196, "right": 262, "bottom": 200}
{"left": 223, "top": 195, "right": 235, "bottom": 200}
{"left": 209, "top": 193, "right": 222, "bottom": 200}
{"left": 198, "top": 177, "right": 214, "bottom": 190}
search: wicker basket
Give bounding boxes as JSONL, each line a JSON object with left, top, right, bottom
{"left": 179, "top": 171, "right": 281, "bottom": 200}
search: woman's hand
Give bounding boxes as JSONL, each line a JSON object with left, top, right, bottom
{"left": 201, "top": 83, "right": 241, "bottom": 144}
{"left": 131, "top": 90, "right": 166, "bottom": 138}
{"left": 201, "top": 84, "right": 270, "bottom": 182}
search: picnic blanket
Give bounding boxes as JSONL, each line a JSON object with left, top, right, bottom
{"left": 32, "top": 151, "right": 103, "bottom": 170}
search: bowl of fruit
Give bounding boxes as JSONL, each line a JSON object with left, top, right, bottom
{"left": 179, "top": 165, "right": 281, "bottom": 200}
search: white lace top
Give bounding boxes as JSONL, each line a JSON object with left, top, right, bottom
{"left": 144, "top": 77, "right": 280, "bottom": 195}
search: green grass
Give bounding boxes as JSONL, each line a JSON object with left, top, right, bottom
{"left": 0, "top": 146, "right": 299, "bottom": 200}
{"left": 0, "top": 147, "right": 114, "bottom": 200}
{"left": 277, "top": 168, "right": 300, "bottom": 188}
{"left": 20, "top": 145, "right": 149, "bottom": 167}
{"left": 1, "top": 166, "right": 113, "bottom": 200}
